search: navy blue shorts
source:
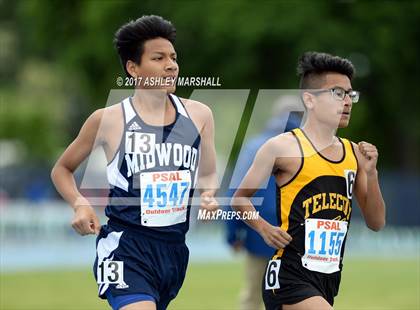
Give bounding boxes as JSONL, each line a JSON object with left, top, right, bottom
{"left": 93, "top": 222, "right": 189, "bottom": 310}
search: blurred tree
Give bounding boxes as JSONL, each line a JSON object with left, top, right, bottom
{"left": 1, "top": 0, "right": 419, "bottom": 171}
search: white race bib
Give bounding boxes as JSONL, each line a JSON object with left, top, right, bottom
{"left": 301, "top": 218, "right": 347, "bottom": 274}
{"left": 140, "top": 170, "right": 191, "bottom": 227}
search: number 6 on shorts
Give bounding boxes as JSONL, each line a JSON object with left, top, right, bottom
{"left": 265, "top": 259, "right": 281, "bottom": 289}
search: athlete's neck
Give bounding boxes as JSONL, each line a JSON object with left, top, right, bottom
{"left": 132, "top": 89, "right": 171, "bottom": 113}
{"left": 301, "top": 119, "right": 338, "bottom": 150}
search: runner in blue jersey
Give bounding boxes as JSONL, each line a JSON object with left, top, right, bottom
{"left": 51, "top": 15, "right": 218, "bottom": 310}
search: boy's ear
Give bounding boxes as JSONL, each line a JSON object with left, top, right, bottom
{"left": 302, "top": 91, "right": 315, "bottom": 110}
{"left": 126, "top": 60, "right": 138, "bottom": 78}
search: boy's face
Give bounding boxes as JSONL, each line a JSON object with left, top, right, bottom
{"left": 307, "top": 72, "right": 353, "bottom": 129}
{"left": 130, "top": 37, "right": 179, "bottom": 93}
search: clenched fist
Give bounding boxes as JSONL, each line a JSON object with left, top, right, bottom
{"left": 200, "top": 191, "right": 219, "bottom": 212}
{"left": 71, "top": 197, "right": 101, "bottom": 236}
{"left": 259, "top": 221, "right": 292, "bottom": 249}
{"left": 358, "top": 141, "right": 379, "bottom": 175}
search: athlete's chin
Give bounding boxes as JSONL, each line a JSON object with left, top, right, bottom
{"left": 338, "top": 120, "right": 350, "bottom": 128}
{"left": 157, "top": 85, "right": 176, "bottom": 93}
{"left": 145, "top": 86, "right": 176, "bottom": 93}
{"left": 165, "top": 85, "right": 176, "bottom": 93}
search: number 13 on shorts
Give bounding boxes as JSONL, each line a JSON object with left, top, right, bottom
{"left": 97, "top": 260, "right": 124, "bottom": 285}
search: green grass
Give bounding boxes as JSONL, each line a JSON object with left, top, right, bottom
{"left": 1, "top": 259, "right": 418, "bottom": 310}
{"left": 335, "top": 259, "right": 419, "bottom": 310}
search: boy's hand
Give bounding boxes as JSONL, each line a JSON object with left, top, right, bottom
{"left": 71, "top": 197, "right": 101, "bottom": 236}
{"left": 358, "top": 141, "right": 379, "bottom": 175}
{"left": 259, "top": 222, "right": 292, "bottom": 249}
{"left": 200, "top": 191, "right": 219, "bottom": 211}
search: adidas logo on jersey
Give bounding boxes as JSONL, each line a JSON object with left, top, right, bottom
{"left": 128, "top": 121, "right": 142, "bottom": 131}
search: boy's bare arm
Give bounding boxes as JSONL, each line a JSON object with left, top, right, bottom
{"left": 51, "top": 109, "right": 104, "bottom": 235}
{"left": 196, "top": 105, "right": 218, "bottom": 210}
{"left": 231, "top": 137, "right": 292, "bottom": 249}
{"left": 353, "top": 141, "right": 386, "bottom": 231}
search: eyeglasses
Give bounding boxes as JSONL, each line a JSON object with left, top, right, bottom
{"left": 312, "top": 87, "right": 360, "bottom": 103}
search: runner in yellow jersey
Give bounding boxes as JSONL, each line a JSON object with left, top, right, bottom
{"left": 231, "top": 52, "right": 386, "bottom": 310}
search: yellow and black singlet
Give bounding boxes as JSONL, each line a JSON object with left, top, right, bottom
{"left": 275, "top": 128, "right": 358, "bottom": 273}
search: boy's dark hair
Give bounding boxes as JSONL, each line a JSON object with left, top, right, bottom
{"left": 297, "top": 52, "right": 355, "bottom": 89}
{"left": 114, "top": 15, "right": 176, "bottom": 77}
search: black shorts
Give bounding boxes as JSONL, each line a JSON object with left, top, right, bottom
{"left": 262, "top": 258, "right": 341, "bottom": 309}
{"left": 93, "top": 222, "right": 189, "bottom": 310}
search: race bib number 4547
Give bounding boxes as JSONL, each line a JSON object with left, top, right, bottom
{"left": 140, "top": 170, "right": 191, "bottom": 227}
{"left": 301, "top": 219, "right": 348, "bottom": 274}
